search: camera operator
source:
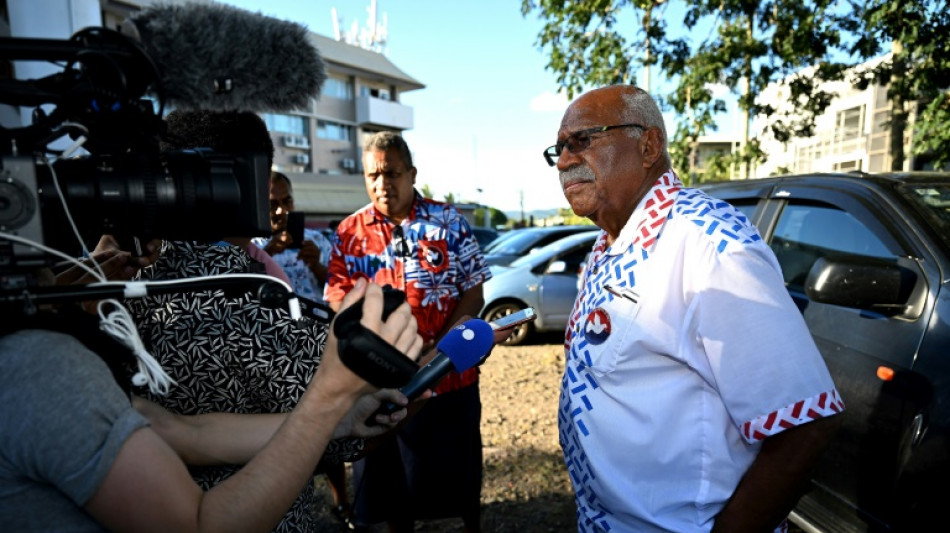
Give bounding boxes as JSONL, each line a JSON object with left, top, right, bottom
{"left": 0, "top": 4, "right": 416, "bottom": 529}
{"left": 0, "top": 279, "right": 422, "bottom": 532}
{"left": 119, "top": 109, "right": 362, "bottom": 532}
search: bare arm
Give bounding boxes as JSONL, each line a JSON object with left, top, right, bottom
{"left": 297, "top": 240, "right": 328, "bottom": 284}
{"left": 134, "top": 390, "right": 412, "bottom": 467}
{"left": 132, "top": 396, "right": 284, "bottom": 466}
{"left": 712, "top": 415, "right": 842, "bottom": 533}
{"left": 437, "top": 284, "right": 484, "bottom": 340}
{"left": 86, "top": 281, "right": 422, "bottom": 533}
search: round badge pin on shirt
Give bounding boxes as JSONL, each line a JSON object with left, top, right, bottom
{"left": 584, "top": 308, "right": 612, "bottom": 345}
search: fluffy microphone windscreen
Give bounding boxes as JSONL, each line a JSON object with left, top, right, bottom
{"left": 437, "top": 319, "right": 495, "bottom": 372}
{"left": 129, "top": 2, "right": 326, "bottom": 112}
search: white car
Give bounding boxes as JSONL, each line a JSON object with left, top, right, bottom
{"left": 480, "top": 230, "right": 600, "bottom": 345}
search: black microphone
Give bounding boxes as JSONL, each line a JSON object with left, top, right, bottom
{"left": 125, "top": 2, "right": 325, "bottom": 112}
{"left": 371, "top": 318, "right": 495, "bottom": 420}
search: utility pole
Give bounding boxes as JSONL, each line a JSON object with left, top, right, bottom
{"left": 519, "top": 190, "right": 525, "bottom": 227}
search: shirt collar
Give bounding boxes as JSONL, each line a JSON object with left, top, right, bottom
{"left": 359, "top": 189, "right": 424, "bottom": 226}
{"left": 607, "top": 169, "right": 682, "bottom": 256}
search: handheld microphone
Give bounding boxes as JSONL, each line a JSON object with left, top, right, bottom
{"left": 371, "top": 318, "right": 495, "bottom": 420}
{"left": 125, "top": 2, "right": 326, "bottom": 111}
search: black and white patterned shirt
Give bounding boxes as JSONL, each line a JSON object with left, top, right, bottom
{"left": 127, "top": 240, "right": 362, "bottom": 532}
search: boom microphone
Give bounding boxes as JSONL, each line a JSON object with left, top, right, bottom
{"left": 125, "top": 2, "right": 326, "bottom": 112}
{"left": 373, "top": 319, "right": 495, "bottom": 418}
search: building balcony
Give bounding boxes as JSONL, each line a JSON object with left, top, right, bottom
{"left": 355, "top": 96, "right": 414, "bottom": 130}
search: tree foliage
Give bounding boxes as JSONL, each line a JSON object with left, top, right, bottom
{"left": 473, "top": 207, "right": 509, "bottom": 228}
{"left": 523, "top": 0, "right": 950, "bottom": 175}
{"left": 846, "top": 0, "right": 950, "bottom": 169}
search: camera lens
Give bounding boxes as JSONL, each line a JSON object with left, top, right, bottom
{"left": 35, "top": 149, "right": 270, "bottom": 254}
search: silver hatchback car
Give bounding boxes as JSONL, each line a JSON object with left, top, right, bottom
{"left": 480, "top": 230, "right": 600, "bottom": 345}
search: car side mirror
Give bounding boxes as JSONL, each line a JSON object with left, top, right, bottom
{"left": 545, "top": 260, "right": 568, "bottom": 274}
{"left": 804, "top": 255, "right": 915, "bottom": 315}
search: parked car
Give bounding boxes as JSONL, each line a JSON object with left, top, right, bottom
{"left": 470, "top": 226, "right": 500, "bottom": 250}
{"left": 481, "top": 228, "right": 520, "bottom": 254}
{"left": 481, "top": 230, "right": 600, "bottom": 345}
{"left": 701, "top": 172, "right": 950, "bottom": 533}
{"left": 482, "top": 225, "right": 596, "bottom": 266}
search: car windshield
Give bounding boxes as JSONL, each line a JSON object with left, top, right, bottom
{"left": 482, "top": 231, "right": 517, "bottom": 254}
{"left": 898, "top": 183, "right": 950, "bottom": 251}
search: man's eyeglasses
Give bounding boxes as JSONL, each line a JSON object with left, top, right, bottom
{"left": 543, "top": 123, "right": 646, "bottom": 167}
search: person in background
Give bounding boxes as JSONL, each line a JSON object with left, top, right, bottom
{"left": 547, "top": 84, "right": 844, "bottom": 533}
{"left": 254, "top": 171, "right": 333, "bottom": 306}
{"left": 325, "top": 131, "right": 492, "bottom": 532}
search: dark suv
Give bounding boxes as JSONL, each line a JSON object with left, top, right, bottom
{"left": 702, "top": 172, "right": 950, "bottom": 533}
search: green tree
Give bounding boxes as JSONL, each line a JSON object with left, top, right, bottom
{"left": 846, "top": 0, "right": 950, "bottom": 170}
{"left": 473, "top": 207, "right": 509, "bottom": 228}
{"left": 443, "top": 192, "right": 456, "bottom": 204}
{"left": 522, "top": 0, "right": 852, "bottom": 181}
{"left": 557, "top": 208, "right": 598, "bottom": 226}
{"left": 419, "top": 183, "right": 434, "bottom": 198}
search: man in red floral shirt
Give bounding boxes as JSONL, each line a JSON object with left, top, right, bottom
{"left": 325, "top": 131, "right": 491, "bottom": 532}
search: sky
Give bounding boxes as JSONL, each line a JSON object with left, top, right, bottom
{"left": 217, "top": 0, "right": 583, "bottom": 214}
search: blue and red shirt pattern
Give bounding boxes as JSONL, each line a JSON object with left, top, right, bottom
{"left": 325, "top": 192, "right": 491, "bottom": 394}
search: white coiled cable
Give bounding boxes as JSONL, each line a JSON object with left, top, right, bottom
{"left": 96, "top": 298, "right": 175, "bottom": 395}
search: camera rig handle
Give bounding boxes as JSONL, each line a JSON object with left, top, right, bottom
{"left": 0, "top": 276, "right": 292, "bottom": 317}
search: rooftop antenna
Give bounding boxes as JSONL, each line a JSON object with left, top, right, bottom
{"left": 331, "top": 7, "right": 342, "bottom": 40}
{"left": 332, "top": 0, "right": 388, "bottom": 54}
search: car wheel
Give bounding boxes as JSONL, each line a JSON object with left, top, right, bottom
{"left": 485, "top": 302, "right": 533, "bottom": 346}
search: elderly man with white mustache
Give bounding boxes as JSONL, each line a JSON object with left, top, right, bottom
{"left": 545, "top": 84, "right": 844, "bottom": 533}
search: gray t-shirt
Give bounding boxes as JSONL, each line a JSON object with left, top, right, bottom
{"left": 0, "top": 329, "right": 149, "bottom": 532}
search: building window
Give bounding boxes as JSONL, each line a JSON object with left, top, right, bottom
{"left": 360, "top": 86, "right": 392, "bottom": 101}
{"left": 836, "top": 106, "right": 864, "bottom": 142}
{"left": 833, "top": 160, "right": 862, "bottom": 172}
{"left": 318, "top": 120, "right": 352, "bottom": 142}
{"left": 324, "top": 77, "right": 354, "bottom": 100}
{"left": 262, "top": 113, "right": 308, "bottom": 136}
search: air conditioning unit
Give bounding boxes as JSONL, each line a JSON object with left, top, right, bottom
{"left": 340, "top": 158, "right": 356, "bottom": 169}
{"left": 282, "top": 135, "right": 310, "bottom": 149}
{"left": 293, "top": 154, "right": 310, "bottom": 165}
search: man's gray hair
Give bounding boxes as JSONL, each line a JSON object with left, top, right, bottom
{"left": 363, "top": 131, "right": 414, "bottom": 169}
{"left": 619, "top": 86, "right": 672, "bottom": 167}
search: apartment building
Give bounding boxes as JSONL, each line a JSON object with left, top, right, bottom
{"left": 752, "top": 56, "right": 920, "bottom": 178}
{"left": 263, "top": 32, "right": 424, "bottom": 223}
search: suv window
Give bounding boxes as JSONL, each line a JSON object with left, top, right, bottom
{"left": 735, "top": 203, "right": 757, "bottom": 222}
{"left": 771, "top": 203, "right": 891, "bottom": 289}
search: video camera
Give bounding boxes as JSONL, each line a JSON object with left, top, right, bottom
{"left": 0, "top": 27, "right": 270, "bottom": 286}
